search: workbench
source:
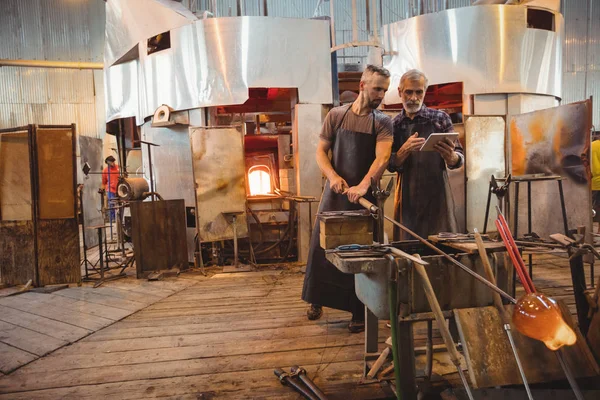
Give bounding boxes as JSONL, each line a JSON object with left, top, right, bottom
{"left": 326, "top": 240, "right": 513, "bottom": 399}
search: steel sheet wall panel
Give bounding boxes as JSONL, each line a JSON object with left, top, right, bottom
{"left": 587, "top": 71, "right": 600, "bottom": 127}
{"left": 562, "top": 0, "right": 589, "bottom": 73}
{"left": 0, "top": 1, "right": 23, "bottom": 60}
{"left": 16, "top": 0, "right": 43, "bottom": 60}
{"left": 562, "top": 72, "right": 586, "bottom": 105}
{"left": 589, "top": 0, "right": 600, "bottom": 71}
{"left": 20, "top": 69, "right": 49, "bottom": 104}
{"left": 0, "top": 68, "right": 22, "bottom": 104}
{"left": 267, "top": 0, "right": 316, "bottom": 18}
{"left": 29, "top": 104, "right": 52, "bottom": 126}
{"left": 76, "top": 104, "right": 98, "bottom": 138}
{"left": 0, "top": 104, "right": 31, "bottom": 129}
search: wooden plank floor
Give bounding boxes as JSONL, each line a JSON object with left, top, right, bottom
{"left": 0, "top": 253, "right": 597, "bottom": 399}
{"left": 0, "top": 271, "right": 205, "bottom": 375}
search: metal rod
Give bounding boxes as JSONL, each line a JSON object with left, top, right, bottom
{"left": 505, "top": 323, "right": 534, "bottom": 400}
{"left": 483, "top": 179, "right": 493, "bottom": 234}
{"left": 0, "top": 59, "right": 103, "bottom": 69}
{"left": 556, "top": 350, "right": 584, "bottom": 400}
{"left": 232, "top": 215, "right": 239, "bottom": 268}
{"left": 527, "top": 181, "right": 533, "bottom": 278}
{"left": 387, "top": 256, "right": 402, "bottom": 400}
{"left": 98, "top": 228, "right": 105, "bottom": 281}
{"left": 413, "top": 254, "right": 474, "bottom": 400}
{"left": 514, "top": 182, "right": 520, "bottom": 237}
{"left": 558, "top": 180, "right": 569, "bottom": 236}
{"left": 474, "top": 230, "right": 533, "bottom": 400}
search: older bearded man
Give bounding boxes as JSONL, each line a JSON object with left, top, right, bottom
{"left": 388, "top": 69, "right": 464, "bottom": 240}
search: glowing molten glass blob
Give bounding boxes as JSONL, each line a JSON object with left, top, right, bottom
{"left": 248, "top": 166, "right": 272, "bottom": 196}
{"left": 512, "top": 293, "right": 577, "bottom": 351}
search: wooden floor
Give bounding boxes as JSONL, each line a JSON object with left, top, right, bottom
{"left": 0, "top": 252, "right": 205, "bottom": 375}
{"left": 0, "top": 253, "right": 597, "bottom": 399}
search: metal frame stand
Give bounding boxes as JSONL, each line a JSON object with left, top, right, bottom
{"left": 222, "top": 211, "right": 252, "bottom": 273}
{"left": 513, "top": 176, "right": 569, "bottom": 279}
{"left": 79, "top": 186, "right": 97, "bottom": 280}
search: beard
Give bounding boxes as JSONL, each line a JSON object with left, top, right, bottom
{"left": 367, "top": 98, "right": 382, "bottom": 109}
{"left": 404, "top": 102, "right": 422, "bottom": 114}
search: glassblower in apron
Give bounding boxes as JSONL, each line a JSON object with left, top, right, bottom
{"left": 388, "top": 69, "right": 464, "bottom": 241}
{"left": 301, "top": 65, "right": 393, "bottom": 333}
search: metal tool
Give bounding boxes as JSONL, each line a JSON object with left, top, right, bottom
{"left": 327, "top": 244, "right": 429, "bottom": 266}
{"left": 474, "top": 229, "right": 533, "bottom": 400}
{"left": 274, "top": 368, "right": 319, "bottom": 400}
{"left": 357, "top": 197, "right": 517, "bottom": 304}
{"left": 483, "top": 174, "right": 511, "bottom": 233}
{"left": 371, "top": 177, "right": 394, "bottom": 242}
{"left": 290, "top": 366, "right": 329, "bottom": 400}
{"left": 412, "top": 253, "right": 475, "bottom": 400}
{"left": 556, "top": 350, "right": 585, "bottom": 400}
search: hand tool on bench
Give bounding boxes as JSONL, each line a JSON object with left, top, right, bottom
{"left": 474, "top": 228, "right": 534, "bottom": 400}
{"left": 356, "top": 196, "right": 516, "bottom": 304}
{"left": 412, "top": 253, "right": 475, "bottom": 400}
{"left": 327, "top": 244, "right": 429, "bottom": 266}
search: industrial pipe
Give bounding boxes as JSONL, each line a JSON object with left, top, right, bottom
{"left": 0, "top": 59, "right": 103, "bottom": 70}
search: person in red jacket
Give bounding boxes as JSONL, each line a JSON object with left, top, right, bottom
{"left": 101, "top": 155, "right": 120, "bottom": 223}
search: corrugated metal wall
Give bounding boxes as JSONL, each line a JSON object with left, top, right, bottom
{"left": 561, "top": 0, "right": 599, "bottom": 127}
{"left": 0, "top": 0, "right": 105, "bottom": 137}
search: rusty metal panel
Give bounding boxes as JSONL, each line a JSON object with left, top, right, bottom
{"left": 190, "top": 126, "right": 248, "bottom": 242}
{"left": 509, "top": 100, "right": 592, "bottom": 238}
{"left": 0, "top": 131, "right": 32, "bottom": 221}
{"left": 36, "top": 127, "right": 76, "bottom": 220}
{"left": 465, "top": 116, "right": 506, "bottom": 232}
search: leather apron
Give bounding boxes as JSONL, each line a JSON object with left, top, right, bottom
{"left": 393, "top": 119, "right": 458, "bottom": 240}
{"left": 301, "top": 106, "right": 377, "bottom": 315}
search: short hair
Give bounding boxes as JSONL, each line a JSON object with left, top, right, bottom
{"left": 361, "top": 64, "right": 391, "bottom": 83}
{"left": 399, "top": 69, "right": 429, "bottom": 92}
{"left": 105, "top": 155, "right": 116, "bottom": 164}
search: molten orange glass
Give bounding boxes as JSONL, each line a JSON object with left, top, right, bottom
{"left": 512, "top": 293, "right": 577, "bottom": 351}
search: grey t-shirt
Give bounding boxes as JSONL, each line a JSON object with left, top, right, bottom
{"left": 320, "top": 105, "right": 393, "bottom": 143}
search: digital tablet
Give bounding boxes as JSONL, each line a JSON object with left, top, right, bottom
{"left": 419, "top": 133, "right": 459, "bottom": 152}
